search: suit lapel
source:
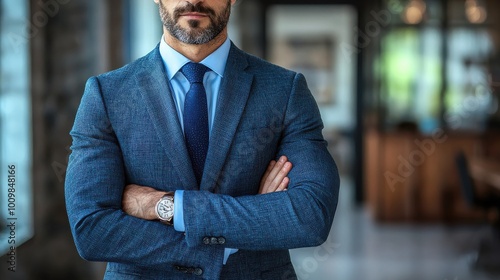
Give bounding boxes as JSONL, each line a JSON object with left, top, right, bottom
{"left": 200, "top": 45, "right": 254, "bottom": 192}
{"left": 135, "top": 47, "right": 198, "bottom": 190}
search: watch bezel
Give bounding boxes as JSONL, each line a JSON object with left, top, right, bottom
{"left": 155, "top": 193, "right": 174, "bottom": 224}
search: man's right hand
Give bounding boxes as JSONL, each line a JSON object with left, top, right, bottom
{"left": 259, "top": 156, "right": 292, "bottom": 194}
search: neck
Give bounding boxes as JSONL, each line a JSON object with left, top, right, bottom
{"left": 164, "top": 28, "right": 228, "bottom": 63}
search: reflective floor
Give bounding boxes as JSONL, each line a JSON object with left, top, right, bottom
{"left": 290, "top": 179, "right": 500, "bottom": 280}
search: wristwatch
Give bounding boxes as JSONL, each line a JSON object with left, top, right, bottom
{"left": 155, "top": 192, "right": 174, "bottom": 225}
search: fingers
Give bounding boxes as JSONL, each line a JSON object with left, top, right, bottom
{"left": 259, "top": 160, "right": 277, "bottom": 191}
{"left": 266, "top": 156, "right": 287, "bottom": 185}
{"left": 276, "top": 176, "right": 289, "bottom": 192}
{"left": 259, "top": 156, "right": 293, "bottom": 194}
{"left": 270, "top": 161, "right": 291, "bottom": 192}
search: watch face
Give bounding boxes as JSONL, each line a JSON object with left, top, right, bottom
{"left": 157, "top": 198, "right": 174, "bottom": 221}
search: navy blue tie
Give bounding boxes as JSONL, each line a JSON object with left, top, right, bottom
{"left": 181, "top": 62, "right": 210, "bottom": 185}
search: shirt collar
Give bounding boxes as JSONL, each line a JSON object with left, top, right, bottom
{"left": 159, "top": 36, "right": 231, "bottom": 80}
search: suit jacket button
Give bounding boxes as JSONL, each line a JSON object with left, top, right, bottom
{"left": 174, "top": 265, "right": 186, "bottom": 272}
{"left": 203, "top": 237, "right": 210, "bottom": 245}
{"left": 210, "top": 237, "right": 218, "bottom": 245}
{"left": 218, "top": 237, "right": 226, "bottom": 245}
{"left": 194, "top": 268, "right": 203, "bottom": 276}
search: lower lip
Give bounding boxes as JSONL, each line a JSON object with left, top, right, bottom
{"left": 182, "top": 14, "right": 207, "bottom": 20}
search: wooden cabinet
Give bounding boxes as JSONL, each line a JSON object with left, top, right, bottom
{"left": 365, "top": 129, "right": 497, "bottom": 222}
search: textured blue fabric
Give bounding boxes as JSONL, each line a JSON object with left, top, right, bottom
{"left": 175, "top": 185, "right": 238, "bottom": 265}
{"left": 65, "top": 43, "right": 339, "bottom": 280}
{"left": 181, "top": 62, "right": 210, "bottom": 185}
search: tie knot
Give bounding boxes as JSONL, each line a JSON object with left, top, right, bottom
{"left": 181, "top": 62, "right": 210, "bottom": 84}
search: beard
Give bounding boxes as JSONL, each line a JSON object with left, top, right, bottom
{"left": 159, "top": 1, "right": 231, "bottom": 45}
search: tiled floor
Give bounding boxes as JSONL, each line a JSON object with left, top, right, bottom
{"left": 290, "top": 179, "right": 500, "bottom": 280}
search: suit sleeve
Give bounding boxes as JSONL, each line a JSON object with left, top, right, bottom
{"left": 65, "top": 77, "right": 224, "bottom": 269}
{"left": 182, "top": 73, "right": 340, "bottom": 250}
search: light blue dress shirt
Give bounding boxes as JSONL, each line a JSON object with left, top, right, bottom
{"left": 159, "top": 37, "right": 237, "bottom": 264}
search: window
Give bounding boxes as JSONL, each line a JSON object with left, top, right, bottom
{"left": 376, "top": 0, "right": 499, "bottom": 133}
{"left": 378, "top": 27, "right": 443, "bottom": 132}
{"left": 0, "top": 0, "right": 33, "bottom": 254}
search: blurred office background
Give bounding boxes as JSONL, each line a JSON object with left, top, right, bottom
{"left": 1, "top": 0, "right": 500, "bottom": 279}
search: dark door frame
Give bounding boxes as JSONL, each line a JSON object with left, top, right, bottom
{"left": 257, "top": 0, "right": 366, "bottom": 204}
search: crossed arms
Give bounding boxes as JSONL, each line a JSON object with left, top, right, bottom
{"left": 122, "top": 156, "right": 293, "bottom": 221}
{"left": 65, "top": 73, "right": 339, "bottom": 269}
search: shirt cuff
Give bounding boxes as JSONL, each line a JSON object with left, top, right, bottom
{"left": 223, "top": 248, "right": 239, "bottom": 265}
{"left": 173, "top": 190, "right": 185, "bottom": 232}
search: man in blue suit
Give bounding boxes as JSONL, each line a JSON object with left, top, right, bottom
{"left": 65, "top": 0, "right": 339, "bottom": 279}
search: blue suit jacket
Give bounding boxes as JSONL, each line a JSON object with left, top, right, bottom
{"left": 65, "top": 43, "right": 339, "bottom": 280}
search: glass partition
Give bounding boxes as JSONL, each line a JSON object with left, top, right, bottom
{"left": 376, "top": 0, "right": 499, "bottom": 133}
{"left": 0, "top": 0, "right": 33, "bottom": 255}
